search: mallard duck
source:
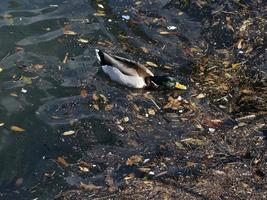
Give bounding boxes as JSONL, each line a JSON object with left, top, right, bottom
{"left": 95, "top": 49, "right": 187, "bottom": 90}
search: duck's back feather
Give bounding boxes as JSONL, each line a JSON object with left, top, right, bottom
{"left": 101, "top": 65, "right": 147, "bottom": 88}
{"left": 96, "top": 49, "right": 154, "bottom": 78}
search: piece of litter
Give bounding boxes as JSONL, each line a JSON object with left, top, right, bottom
{"left": 21, "top": 88, "right": 27, "bottom": 93}
{"left": 209, "top": 128, "right": 215, "bottom": 133}
{"left": 122, "top": 15, "right": 130, "bottom": 20}
{"left": 167, "top": 26, "right": 177, "bottom": 30}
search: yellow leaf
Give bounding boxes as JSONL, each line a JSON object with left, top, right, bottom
{"left": 10, "top": 126, "right": 25, "bottom": 132}
{"left": 0, "top": 122, "right": 5, "bottom": 127}
{"left": 0, "top": 67, "right": 3, "bottom": 73}
{"left": 146, "top": 61, "right": 158, "bottom": 67}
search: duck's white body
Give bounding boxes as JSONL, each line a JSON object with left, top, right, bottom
{"left": 101, "top": 65, "right": 147, "bottom": 88}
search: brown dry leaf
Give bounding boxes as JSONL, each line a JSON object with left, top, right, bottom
{"left": 131, "top": 104, "right": 140, "bottom": 112}
{"left": 202, "top": 118, "right": 223, "bottom": 128}
{"left": 104, "top": 104, "right": 114, "bottom": 111}
{"left": 124, "top": 173, "right": 135, "bottom": 180}
{"left": 231, "top": 62, "right": 243, "bottom": 70}
{"left": 138, "top": 167, "right": 151, "bottom": 173}
{"left": 80, "top": 182, "right": 102, "bottom": 191}
{"left": 148, "top": 108, "right": 156, "bottom": 116}
{"left": 93, "top": 104, "right": 99, "bottom": 111}
{"left": 237, "top": 39, "right": 244, "bottom": 49}
{"left": 57, "top": 156, "right": 69, "bottom": 167}
{"left": 126, "top": 155, "right": 143, "bottom": 166}
{"left": 92, "top": 91, "right": 99, "bottom": 101}
{"left": 99, "top": 94, "right": 108, "bottom": 103}
{"left": 146, "top": 61, "right": 158, "bottom": 67}
{"left": 62, "top": 130, "right": 75, "bottom": 136}
{"left": 10, "top": 126, "right": 25, "bottom": 132}
{"left": 63, "top": 30, "right": 77, "bottom": 36}
{"left": 140, "top": 47, "right": 149, "bottom": 53}
{"left": 163, "top": 96, "right": 181, "bottom": 110}
{"left": 181, "top": 138, "right": 204, "bottom": 146}
{"left": 196, "top": 93, "right": 205, "bottom": 99}
{"left": 33, "top": 64, "right": 44, "bottom": 70}
{"left": 10, "top": 92, "right": 18, "bottom": 97}
{"left": 15, "top": 46, "right": 24, "bottom": 52}
{"left": 79, "top": 166, "right": 89, "bottom": 172}
{"left": 186, "top": 161, "right": 196, "bottom": 167}
{"left": 77, "top": 38, "right": 89, "bottom": 44}
{"left": 80, "top": 89, "right": 88, "bottom": 98}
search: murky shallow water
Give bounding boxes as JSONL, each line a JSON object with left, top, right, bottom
{"left": 0, "top": 0, "right": 201, "bottom": 199}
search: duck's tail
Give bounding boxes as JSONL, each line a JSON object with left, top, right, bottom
{"left": 95, "top": 49, "right": 105, "bottom": 64}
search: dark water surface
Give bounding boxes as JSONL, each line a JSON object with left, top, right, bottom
{"left": 0, "top": 0, "right": 201, "bottom": 199}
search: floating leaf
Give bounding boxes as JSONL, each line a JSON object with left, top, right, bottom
{"left": 159, "top": 31, "right": 170, "bottom": 35}
{"left": 80, "top": 182, "right": 102, "bottom": 191}
{"left": 126, "top": 155, "right": 143, "bottom": 166}
{"left": 79, "top": 166, "right": 89, "bottom": 172}
{"left": 33, "top": 64, "right": 44, "bottom": 70}
{"left": 0, "top": 67, "right": 3, "bottom": 73}
{"left": 63, "top": 130, "right": 75, "bottom": 136}
{"left": 140, "top": 47, "right": 149, "bottom": 53}
{"left": 196, "top": 93, "right": 205, "bottom": 99}
{"left": 57, "top": 156, "right": 69, "bottom": 167}
{"left": 146, "top": 61, "right": 158, "bottom": 67}
{"left": 20, "top": 76, "right": 32, "bottom": 84}
{"left": 92, "top": 91, "right": 99, "bottom": 101}
{"left": 148, "top": 108, "right": 156, "bottom": 116}
{"left": 181, "top": 138, "right": 204, "bottom": 146}
{"left": 0, "top": 122, "right": 4, "bottom": 127}
{"left": 77, "top": 38, "right": 89, "bottom": 44}
{"left": 93, "top": 104, "right": 99, "bottom": 110}
{"left": 80, "top": 89, "right": 88, "bottom": 98}
{"left": 94, "top": 11, "right": 106, "bottom": 16}
{"left": 104, "top": 104, "right": 114, "bottom": 111}
{"left": 63, "top": 30, "right": 77, "bottom": 35}
{"left": 10, "top": 126, "right": 25, "bottom": 132}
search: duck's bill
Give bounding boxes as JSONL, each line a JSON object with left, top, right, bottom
{"left": 175, "top": 83, "right": 187, "bottom": 90}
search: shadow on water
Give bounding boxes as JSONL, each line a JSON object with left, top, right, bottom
{"left": 0, "top": 0, "right": 199, "bottom": 199}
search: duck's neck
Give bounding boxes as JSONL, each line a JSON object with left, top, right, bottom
{"left": 145, "top": 76, "right": 166, "bottom": 88}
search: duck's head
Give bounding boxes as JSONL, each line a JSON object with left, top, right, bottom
{"left": 147, "top": 76, "right": 187, "bottom": 90}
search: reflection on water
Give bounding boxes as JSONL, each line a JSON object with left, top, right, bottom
{"left": 0, "top": 0, "right": 198, "bottom": 198}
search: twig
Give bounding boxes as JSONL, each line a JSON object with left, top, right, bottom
{"left": 150, "top": 98, "right": 161, "bottom": 110}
